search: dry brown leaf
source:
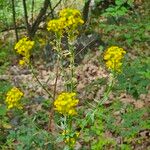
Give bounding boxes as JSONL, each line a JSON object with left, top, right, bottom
{"left": 134, "top": 100, "right": 145, "bottom": 108}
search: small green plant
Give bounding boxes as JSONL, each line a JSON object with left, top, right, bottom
{"left": 102, "top": 100, "right": 149, "bottom": 149}
{"left": 4, "top": 117, "right": 54, "bottom": 150}
{"left": 117, "top": 57, "right": 150, "bottom": 98}
{"left": 0, "top": 81, "right": 12, "bottom": 146}
{"left": 91, "top": 107, "right": 115, "bottom": 150}
{"left": 102, "top": 0, "right": 133, "bottom": 19}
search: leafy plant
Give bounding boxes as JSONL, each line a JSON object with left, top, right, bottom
{"left": 117, "top": 57, "right": 150, "bottom": 98}
{"left": 102, "top": 0, "right": 134, "bottom": 19}
{"left": 5, "top": 117, "right": 54, "bottom": 150}
{"left": 103, "top": 100, "right": 149, "bottom": 146}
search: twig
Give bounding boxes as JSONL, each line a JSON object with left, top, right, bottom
{"left": 29, "top": 64, "right": 53, "bottom": 98}
{"left": 31, "top": 0, "right": 35, "bottom": 25}
{"left": 75, "top": 38, "right": 95, "bottom": 57}
{"left": 11, "top": 0, "right": 19, "bottom": 41}
{"left": 22, "top": 0, "right": 31, "bottom": 38}
{"left": 43, "top": 0, "right": 62, "bottom": 21}
{"left": 48, "top": 0, "right": 54, "bottom": 19}
{"left": 53, "top": 60, "right": 59, "bottom": 100}
{"left": 30, "top": 0, "right": 49, "bottom": 38}
{"left": 48, "top": 60, "right": 59, "bottom": 132}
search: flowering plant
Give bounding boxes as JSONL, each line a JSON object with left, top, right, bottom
{"left": 5, "top": 87, "right": 23, "bottom": 110}
{"left": 14, "top": 37, "right": 34, "bottom": 65}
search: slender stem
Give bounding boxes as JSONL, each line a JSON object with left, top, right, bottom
{"left": 67, "top": 37, "right": 76, "bottom": 149}
{"left": 68, "top": 40, "right": 76, "bottom": 92}
{"left": 53, "top": 61, "right": 59, "bottom": 100}
{"left": 80, "top": 74, "right": 115, "bottom": 131}
{"left": 98, "top": 75, "right": 114, "bottom": 107}
{"left": 56, "top": 35, "right": 67, "bottom": 91}
{"left": 70, "top": 44, "right": 74, "bottom": 92}
{"left": 29, "top": 63, "right": 53, "bottom": 98}
{"left": 53, "top": 35, "right": 61, "bottom": 98}
{"left": 75, "top": 38, "right": 95, "bottom": 57}
{"left": 48, "top": 35, "right": 61, "bottom": 131}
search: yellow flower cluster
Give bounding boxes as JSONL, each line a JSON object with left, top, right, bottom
{"left": 104, "top": 46, "right": 126, "bottom": 72}
{"left": 47, "top": 8, "right": 84, "bottom": 35}
{"left": 5, "top": 87, "right": 24, "bottom": 110}
{"left": 59, "top": 8, "right": 84, "bottom": 30}
{"left": 54, "top": 92, "right": 79, "bottom": 116}
{"left": 14, "top": 37, "right": 34, "bottom": 65}
{"left": 62, "top": 130, "right": 79, "bottom": 146}
{"left": 47, "top": 18, "right": 66, "bottom": 34}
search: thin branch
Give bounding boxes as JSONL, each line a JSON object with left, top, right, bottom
{"left": 43, "top": 0, "right": 62, "bottom": 21}
{"left": 31, "top": 0, "right": 35, "bottom": 25}
{"left": 22, "top": 0, "right": 31, "bottom": 38}
{"left": 53, "top": 66, "right": 59, "bottom": 100}
{"left": 29, "top": 64, "right": 53, "bottom": 98}
{"left": 51, "top": 0, "right": 62, "bottom": 13}
{"left": 48, "top": 0, "right": 54, "bottom": 19}
{"left": 75, "top": 38, "right": 95, "bottom": 57}
{"left": 11, "top": 0, "right": 19, "bottom": 41}
{"left": 30, "top": 0, "right": 49, "bottom": 38}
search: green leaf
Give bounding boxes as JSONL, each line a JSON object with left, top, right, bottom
{"left": 115, "top": 0, "right": 126, "bottom": 6}
{"left": 0, "top": 104, "right": 7, "bottom": 116}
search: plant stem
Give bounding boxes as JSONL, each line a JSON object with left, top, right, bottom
{"left": 68, "top": 40, "right": 76, "bottom": 92}
{"left": 66, "top": 37, "right": 76, "bottom": 149}
{"left": 48, "top": 34, "right": 62, "bottom": 132}
{"left": 80, "top": 73, "right": 115, "bottom": 131}
{"left": 29, "top": 63, "right": 53, "bottom": 98}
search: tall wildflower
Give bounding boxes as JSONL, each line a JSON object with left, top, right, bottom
{"left": 47, "top": 8, "right": 84, "bottom": 37}
{"left": 47, "top": 18, "right": 66, "bottom": 36}
{"left": 14, "top": 37, "right": 34, "bottom": 65}
{"left": 54, "top": 92, "right": 79, "bottom": 116}
{"left": 5, "top": 87, "right": 24, "bottom": 109}
{"left": 59, "top": 8, "right": 84, "bottom": 30}
{"left": 104, "top": 46, "right": 126, "bottom": 72}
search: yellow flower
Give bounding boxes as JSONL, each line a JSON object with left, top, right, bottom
{"left": 59, "top": 8, "right": 84, "bottom": 30}
{"left": 54, "top": 92, "right": 79, "bottom": 116}
{"left": 47, "top": 8, "right": 84, "bottom": 35}
{"left": 19, "top": 59, "right": 26, "bottom": 66}
{"left": 62, "top": 130, "right": 79, "bottom": 146}
{"left": 104, "top": 46, "right": 126, "bottom": 72}
{"left": 47, "top": 18, "right": 66, "bottom": 34}
{"left": 5, "top": 87, "right": 24, "bottom": 110}
{"left": 14, "top": 37, "right": 34, "bottom": 65}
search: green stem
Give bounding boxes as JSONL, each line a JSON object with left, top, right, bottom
{"left": 80, "top": 73, "right": 115, "bottom": 131}
{"left": 29, "top": 63, "right": 53, "bottom": 98}
{"left": 67, "top": 38, "right": 76, "bottom": 149}
{"left": 68, "top": 42, "right": 75, "bottom": 92}
{"left": 68, "top": 116, "right": 73, "bottom": 149}
{"left": 98, "top": 74, "right": 114, "bottom": 107}
{"left": 53, "top": 35, "right": 61, "bottom": 100}
{"left": 56, "top": 34, "right": 68, "bottom": 91}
